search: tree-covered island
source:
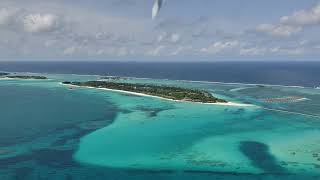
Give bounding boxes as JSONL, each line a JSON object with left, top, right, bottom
{"left": 0, "top": 72, "right": 10, "bottom": 76}
{"left": 62, "top": 81, "right": 227, "bottom": 103}
{"left": 5, "top": 75, "right": 47, "bottom": 79}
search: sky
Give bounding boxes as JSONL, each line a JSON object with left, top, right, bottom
{"left": 0, "top": 0, "right": 320, "bottom": 61}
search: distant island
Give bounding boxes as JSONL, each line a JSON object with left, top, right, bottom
{"left": 99, "top": 76, "right": 130, "bottom": 80}
{"left": 62, "top": 81, "right": 227, "bottom": 103}
{"left": 0, "top": 72, "right": 9, "bottom": 76}
{"left": 5, "top": 75, "right": 47, "bottom": 80}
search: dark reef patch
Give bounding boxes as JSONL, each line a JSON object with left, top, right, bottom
{"left": 118, "top": 108, "right": 133, "bottom": 114}
{"left": 0, "top": 111, "right": 119, "bottom": 168}
{"left": 51, "top": 130, "right": 91, "bottom": 147}
{"left": 134, "top": 105, "right": 174, "bottom": 117}
{"left": 233, "top": 108, "right": 245, "bottom": 114}
{"left": 31, "top": 149, "right": 77, "bottom": 168}
{"left": 52, "top": 113, "right": 117, "bottom": 147}
{"left": 14, "top": 167, "right": 33, "bottom": 180}
{"left": 223, "top": 108, "right": 245, "bottom": 115}
{"left": 239, "top": 141, "right": 286, "bottom": 173}
{"left": 65, "top": 174, "right": 73, "bottom": 180}
{"left": 0, "top": 149, "right": 78, "bottom": 169}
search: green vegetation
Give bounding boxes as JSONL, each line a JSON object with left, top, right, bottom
{"left": 6, "top": 75, "right": 47, "bottom": 80}
{"left": 63, "top": 81, "right": 227, "bottom": 103}
{"left": 0, "top": 72, "right": 9, "bottom": 76}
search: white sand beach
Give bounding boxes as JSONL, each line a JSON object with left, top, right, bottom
{"left": 0, "top": 77, "right": 13, "bottom": 80}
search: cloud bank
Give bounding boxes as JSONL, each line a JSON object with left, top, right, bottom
{"left": 0, "top": 0, "right": 319, "bottom": 61}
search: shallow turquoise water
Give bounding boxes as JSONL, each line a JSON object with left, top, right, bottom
{"left": 0, "top": 73, "right": 320, "bottom": 179}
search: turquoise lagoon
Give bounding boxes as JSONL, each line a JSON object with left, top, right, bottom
{"left": 0, "top": 73, "right": 320, "bottom": 180}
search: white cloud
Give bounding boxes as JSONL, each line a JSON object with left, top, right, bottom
{"left": 0, "top": 7, "right": 62, "bottom": 34}
{"left": 147, "top": 45, "right": 165, "bottom": 56}
{"left": 200, "top": 41, "right": 240, "bottom": 54}
{"left": 171, "top": 46, "right": 183, "bottom": 56}
{"left": 255, "top": 24, "right": 301, "bottom": 37}
{"left": 280, "top": 4, "right": 320, "bottom": 26}
{"left": 23, "top": 13, "right": 60, "bottom": 33}
{"left": 255, "top": 4, "right": 320, "bottom": 37}
{"left": 157, "top": 32, "right": 166, "bottom": 42}
{"left": 170, "top": 33, "right": 180, "bottom": 43}
{"left": 0, "top": 0, "right": 318, "bottom": 60}
{"left": 240, "top": 47, "right": 266, "bottom": 56}
{"left": 270, "top": 46, "right": 304, "bottom": 55}
{"left": 157, "top": 32, "right": 181, "bottom": 43}
{"left": 170, "top": 46, "right": 192, "bottom": 56}
{"left": 63, "top": 46, "right": 77, "bottom": 55}
{"left": 117, "top": 47, "right": 129, "bottom": 56}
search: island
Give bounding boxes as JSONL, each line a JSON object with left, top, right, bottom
{"left": 62, "top": 81, "right": 227, "bottom": 103}
{"left": 99, "top": 76, "right": 129, "bottom": 80}
{"left": 0, "top": 72, "right": 9, "bottom": 76}
{"left": 5, "top": 75, "right": 47, "bottom": 80}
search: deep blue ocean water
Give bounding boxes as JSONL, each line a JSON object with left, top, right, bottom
{"left": 0, "top": 61, "right": 319, "bottom": 87}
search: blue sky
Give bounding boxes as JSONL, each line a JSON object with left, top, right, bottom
{"left": 0, "top": 0, "right": 320, "bottom": 61}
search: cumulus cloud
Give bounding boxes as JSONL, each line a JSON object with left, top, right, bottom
{"left": 157, "top": 32, "right": 181, "bottom": 43}
{"left": 170, "top": 46, "right": 192, "bottom": 56}
{"left": 157, "top": 32, "right": 166, "bottom": 42}
{"left": 255, "top": 4, "right": 320, "bottom": 37}
{"left": 270, "top": 46, "right": 304, "bottom": 55}
{"left": 170, "top": 33, "right": 180, "bottom": 43}
{"left": 239, "top": 45, "right": 305, "bottom": 56}
{"left": 199, "top": 39, "right": 308, "bottom": 57}
{"left": 240, "top": 47, "right": 266, "bottom": 56}
{"left": 117, "top": 47, "right": 129, "bottom": 56}
{"left": 63, "top": 46, "right": 77, "bottom": 55}
{"left": 255, "top": 24, "right": 301, "bottom": 37}
{"left": 23, "top": 13, "right": 60, "bottom": 33}
{"left": 0, "top": 0, "right": 319, "bottom": 60}
{"left": 200, "top": 41, "right": 240, "bottom": 54}
{"left": 280, "top": 4, "right": 320, "bottom": 26}
{"left": 0, "top": 7, "right": 62, "bottom": 34}
{"left": 147, "top": 45, "right": 165, "bottom": 56}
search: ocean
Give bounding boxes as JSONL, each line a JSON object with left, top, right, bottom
{"left": 0, "top": 62, "right": 320, "bottom": 180}
{"left": 0, "top": 61, "right": 319, "bottom": 87}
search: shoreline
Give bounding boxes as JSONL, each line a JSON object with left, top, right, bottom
{"left": 0, "top": 77, "right": 23, "bottom": 80}
{"left": 62, "top": 83, "right": 255, "bottom": 107}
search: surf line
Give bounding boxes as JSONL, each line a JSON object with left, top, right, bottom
{"left": 262, "top": 107, "right": 320, "bottom": 119}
